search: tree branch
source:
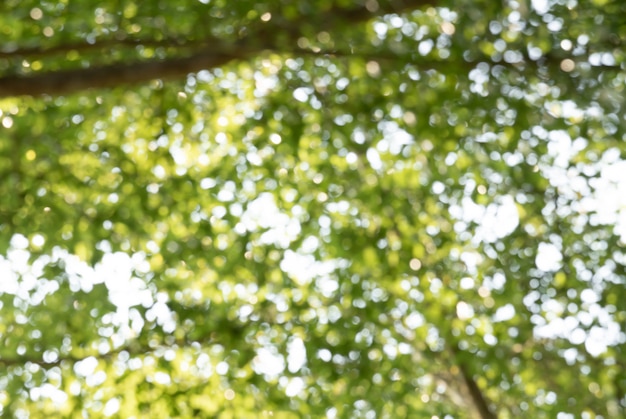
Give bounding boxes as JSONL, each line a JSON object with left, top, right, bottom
{"left": 0, "top": 49, "right": 241, "bottom": 98}
{"left": 0, "top": 0, "right": 434, "bottom": 98}
{"left": 457, "top": 359, "right": 498, "bottom": 419}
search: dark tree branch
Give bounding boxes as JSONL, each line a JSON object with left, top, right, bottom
{"left": 0, "top": 0, "right": 434, "bottom": 98}
{"left": 457, "top": 360, "right": 498, "bottom": 419}
{"left": 447, "top": 341, "right": 498, "bottom": 419}
{"left": 0, "top": 49, "right": 241, "bottom": 97}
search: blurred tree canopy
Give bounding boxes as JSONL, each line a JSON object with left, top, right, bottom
{"left": 1, "top": 0, "right": 625, "bottom": 417}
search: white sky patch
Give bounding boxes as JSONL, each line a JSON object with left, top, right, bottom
{"left": 539, "top": 131, "right": 626, "bottom": 241}
{"left": 153, "top": 371, "right": 172, "bottom": 385}
{"left": 254, "top": 71, "right": 278, "bottom": 97}
{"left": 459, "top": 276, "right": 475, "bottom": 290}
{"left": 74, "top": 356, "right": 99, "bottom": 377}
{"left": 253, "top": 347, "right": 285, "bottom": 378}
{"left": 453, "top": 195, "right": 519, "bottom": 243}
{"left": 94, "top": 252, "right": 153, "bottom": 310}
{"left": 1, "top": 243, "right": 91, "bottom": 301}
{"left": 456, "top": 301, "right": 474, "bottom": 320}
{"left": 316, "top": 275, "right": 340, "bottom": 298}
{"left": 493, "top": 303, "right": 516, "bottom": 322}
{"left": 29, "top": 383, "right": 68, "bottom": 405}
{"left": 476, "top": 195, "right": 519, "bottom": 242}
{"left": 103, "top": 398, "right": 121, "bottom": 416}
{"left": 545, "top": 100, "right": 585, "bottom": 122}
{"left": 145, "top": 292, "right": 176, "bottom": 334}
{"left": 531, "top": 0, "right": 549, "bottom": 15}
{"left": 535, "top": 242, "right": 562, "bottom": 272}
{"left": 377, "top": 120, "right": 414, "bottom": 155}
{"left": 0, "top": 241, "right": 164, "bottom": 345}
{"left": 546, "top": 130, "right": 573, "bottom": 168}
{"left": 460, "top": 251, "right": 483, "bottom": 274}
{"left": 300, "top": 235, "right": 320, "bottom": 253}
{"left": 279, "top": 251, "right": 316, "bottom": 285}
{"left": 240, "top": 192, "right": 301, "bottom": 248}
{"left": 405, "top": 311, "right": 425, "bottom": 329}
{"left": 284, "top": 377, "right": 306, "bottom": 397}
{"left": 287, "top": 337, "right": 307, "bottom": 373}
{"left": 0, "top": 255, "right": 29, "bottom": 295}
{"left": 280, "top": 250, "right": 339, "bottom": 287}
{"left": 366, "top": 147, "right": 383, "bottom": 170}
{"left": 533, "top": 308, "right": 623, "bottom": 357}
{"left": 584, "top": 324, "right": 622, "bottom": 357}
{"left": 588, "top": 154, "right": 626, "bottom": 242}
{"left": 373, "top": 21, "right": 388, "bottom": 39}
{"left": 169, "top": 144, "right": 188, "bottom": 167}
{"left": 292, "top": 87, "right": 310, "bottom": 103}
{"left": 86, "top": 370, "right": 107, "bottom": 387}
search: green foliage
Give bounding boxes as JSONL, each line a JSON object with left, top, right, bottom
{"left": 1, "top": 0, "right": 625, "bottom": 418}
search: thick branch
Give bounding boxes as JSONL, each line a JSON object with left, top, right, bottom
{"left": 0, "top": 0, "right": 434, "bottom": 98}
{"left": 0, "top": 49, "right": 240, "bottom": 98}
{"left": 458, "top": 360, "right": 498, "bottom": 419}
{"left": 442, "top": 337, "right": 498, "bottom": 419}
